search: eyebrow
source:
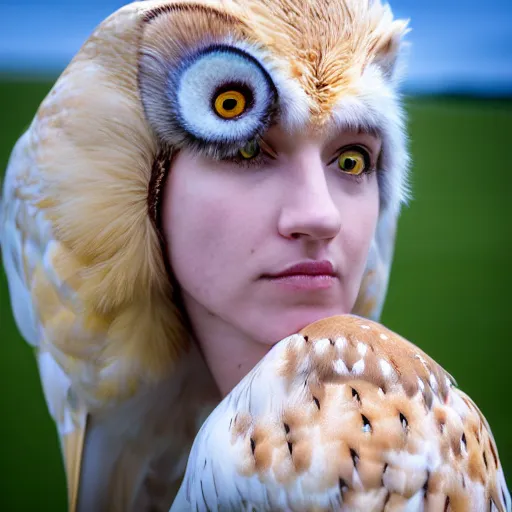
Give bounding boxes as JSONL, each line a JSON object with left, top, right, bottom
{"left": 329, "top": 96, "right": 389, "bottom": 142}
{"left": 330, "top": 118, "right": 383, "bottom": 142}
{"left": 355, "top": 124, "right": 381, "bottom": 138}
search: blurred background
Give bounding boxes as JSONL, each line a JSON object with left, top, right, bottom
{"left": 0, "top": 1, "right": 511, "bottom": 510}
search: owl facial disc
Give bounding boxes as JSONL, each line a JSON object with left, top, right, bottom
{"left": 168, "top": 44, "right": 277, "bottom": 155}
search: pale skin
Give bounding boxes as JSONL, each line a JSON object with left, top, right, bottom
{"left": 162, "top": 124, "right": 382, "bottom": 396}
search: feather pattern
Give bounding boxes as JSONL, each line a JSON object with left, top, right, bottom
{"left": 173, "top": 315, "right": 511, "bottom": 511}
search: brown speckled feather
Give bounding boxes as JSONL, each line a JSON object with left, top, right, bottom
{"left": 173, "top": 315, "right": 510, "bottom": 511}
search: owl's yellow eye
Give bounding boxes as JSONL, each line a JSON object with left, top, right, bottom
{"left": 238, "top": 139, "right": 260, "bottom": 159}
{"left": 214, "top": 90, "right": 246, "bottom": 119}
{"left": 337, "top": 149, "right": 367, "bottom": 176}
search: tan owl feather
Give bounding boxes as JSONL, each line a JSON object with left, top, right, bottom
{"left": 173, "top": 315, "right": 511, "bottom": 511}
{"left": 2, "top": 0, "right": 410, "bottom": 510}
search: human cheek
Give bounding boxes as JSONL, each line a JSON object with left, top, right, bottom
{"left": 166, "top": 185, "right": 260, "bottom": 301}
{"left": 172, "top": 199, "right": 237, "bottom": 286}
{"left": 161, "top": 168, "right": 223, "bottom": 295}
{"left": 337, "top": 180, "right": 379, "bottom": 274}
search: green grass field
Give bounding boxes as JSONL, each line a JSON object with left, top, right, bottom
{"left": 0, "top": 79, "right": 511, "bottom": 510}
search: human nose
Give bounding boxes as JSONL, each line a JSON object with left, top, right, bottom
{"left": 277, "top": 152, "right": 342, "bottom": 241}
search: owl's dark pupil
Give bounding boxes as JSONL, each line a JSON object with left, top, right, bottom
{"left": 223, "top": 99, "right": 238, "bottom": 111}
{"left": 344, "top": 158, "right": 356, "bottom": 170}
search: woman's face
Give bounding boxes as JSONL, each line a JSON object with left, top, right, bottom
{"left": 162, "top": 124, "right": 381, "bottom": 344}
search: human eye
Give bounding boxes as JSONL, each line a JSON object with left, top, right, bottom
{"left": 330, "top": 145, "right": 376, "bottom": 180}
{"left": 224, "top": 138, "right": 274, "bottom": 169}
{"left": 238, "top": 139, "right": 261, "bottom": 160}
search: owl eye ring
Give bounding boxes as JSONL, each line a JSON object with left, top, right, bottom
{"left": 212, "top": 83, "right": 253, "bottom": 120}
{"left": 156, "top": 44, "right": 277, "bottom": 152}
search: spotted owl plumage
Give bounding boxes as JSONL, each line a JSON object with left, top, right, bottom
{"left": 174, "top": 315, "right": 511, "bottom": 511}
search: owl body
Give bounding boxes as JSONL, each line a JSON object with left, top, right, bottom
{"left": 0, "top": 0, "right": 476, "bottom": 510}
{"left": 174, "top": 316, "right": 511, "bottom": 512}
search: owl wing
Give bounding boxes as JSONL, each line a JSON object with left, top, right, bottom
{"left": 172, "top": 315, "right": 511, "bottom": 512}
{"left": 2, "top": 113, "right": 219, "bottom": 512}
{"left": 1, "top": 126, "right": 90, "bottom": 510}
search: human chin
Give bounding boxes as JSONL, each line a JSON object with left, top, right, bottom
{"left": 249, "top": 298, "right": 351, "bottom": 345}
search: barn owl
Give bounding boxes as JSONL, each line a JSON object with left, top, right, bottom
{"left": 1, "top": 0, "right": 414, "bottom": 510}
{"left": 174, "top": 315, "right": 511, "bottom": 511}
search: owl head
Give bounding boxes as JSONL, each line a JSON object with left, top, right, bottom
{"left": 137, "top": 0, "right": 410, "bottom": 226}
{"left": 32, "top": 0, "right": 410, "bottom": 401}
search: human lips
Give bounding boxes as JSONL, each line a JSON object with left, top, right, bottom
{"left": 266, "top": 261, "right": 337, "bottom": 278}
{"left": 261, "top": 261, "right": 338, "bottom": 290}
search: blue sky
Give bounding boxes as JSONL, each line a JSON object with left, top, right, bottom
{"left": 0, "top": 0, "right": 511, "bottom": 95}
